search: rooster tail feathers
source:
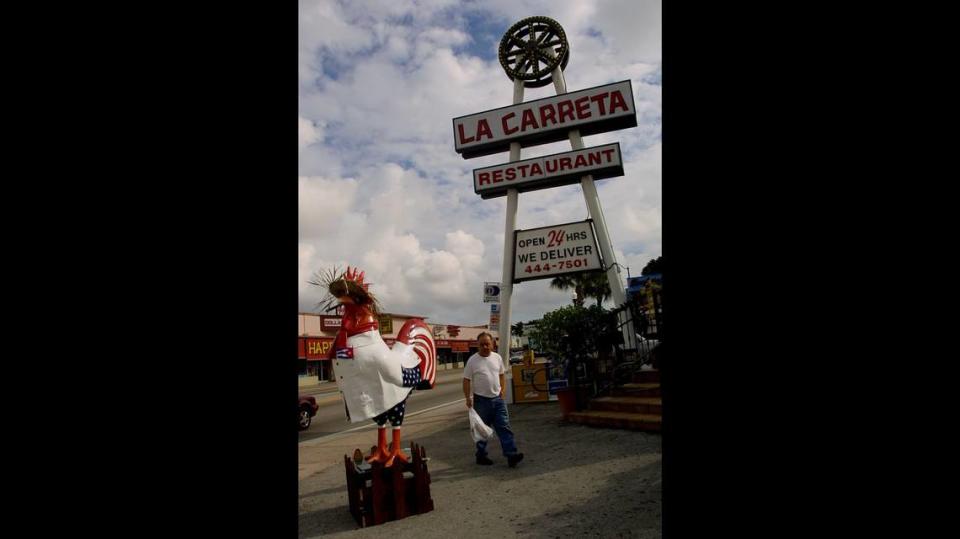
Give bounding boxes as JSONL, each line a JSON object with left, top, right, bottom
{"left": 397, "top": 319, "right": 436, "bottom": 390}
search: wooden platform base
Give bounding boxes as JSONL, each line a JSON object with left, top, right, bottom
{"left": 343, "top": 441, "right": 434, "bottom": 527}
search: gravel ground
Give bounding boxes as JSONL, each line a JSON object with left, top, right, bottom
{"left": 298, "top": 400, "right": 661, "bottom": 538}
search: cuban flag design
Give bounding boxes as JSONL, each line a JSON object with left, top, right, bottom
{"left": 335, "top": 347, "right": 354, "bottom": 359}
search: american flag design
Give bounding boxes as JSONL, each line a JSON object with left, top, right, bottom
{"left": 373, "top": 400, "right": 407, "bottom": 427}
{"left": 395, "top": 318, "right": 436, "bottom": 390}
{"left": 335, "top": 347, "right": 354, "bottom": 359}
{"left": 401, "top": 366, "right": 422, "bottom": 388}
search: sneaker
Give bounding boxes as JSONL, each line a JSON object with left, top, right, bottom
{"left": 507, "top": 453, "right": 524, "bottom": 468}
{"left": 476, "top": 455, "right": 494, "bottom": 466}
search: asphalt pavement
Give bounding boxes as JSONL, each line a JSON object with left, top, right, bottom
{"left": 299, "top": 367, "right": 467, "bottom": 395}
{"left": 299, "top": 369, "right": 468, "bottom": 443}
{"left": 298, "top": 383, "right": 662, "bottom": 538}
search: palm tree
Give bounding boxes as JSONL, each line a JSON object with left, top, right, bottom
{"left": 549, "top": 274, "right": 585, "bottom": 307}
{"left": 581, "top": 271, "right": 612, "bottom": 308}
{"left": 550, "top": 271, "right": 611, "bottom": 308}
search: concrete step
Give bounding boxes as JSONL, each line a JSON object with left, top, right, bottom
{"left": 589, "top": 396, "right": 662, "bottom": 415}
{"left": 566, "top": 410, "right": 662, "bottom": 432}
{"left": 632, "top": 369, "right": 660, "bottom": 384}
{"left": 612, "top": 383, "right": 661, "bottom": 398}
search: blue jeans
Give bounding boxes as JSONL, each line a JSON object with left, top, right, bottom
{"left": 473, "top": 394, "right": 518, "bottom": 457}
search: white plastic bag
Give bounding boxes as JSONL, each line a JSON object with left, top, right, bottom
{"left": 468, "top": 407, "right": 494, "bottom": 442}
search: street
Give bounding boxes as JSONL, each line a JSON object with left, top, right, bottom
{"left": 298, "top": 368, "right": 468, "bottom": 443}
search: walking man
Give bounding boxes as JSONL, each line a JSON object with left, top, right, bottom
{"left": 463, "top": 332, "right": 524, "bottom": 467}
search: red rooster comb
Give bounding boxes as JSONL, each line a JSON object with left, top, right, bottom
{"left": 309, "top": 264, "right": 380, "bottom": 315}
{"left": 344, "top": 266, "right": 369, "bottom": 291}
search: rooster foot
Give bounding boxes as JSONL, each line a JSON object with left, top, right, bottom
{"left": 365, "top": 429, "right": 389, "bottom": 463}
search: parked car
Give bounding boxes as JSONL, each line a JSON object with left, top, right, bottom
{"left": 299, "top": 395, "right": 319, "bottom": 431}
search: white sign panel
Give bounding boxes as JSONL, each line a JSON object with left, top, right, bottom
{"left": 483, "top": 282, "right": 501, "bottom": 303}
{"left": 474, "top": 143, "right": 623, "bottom": 199}
{"left": 513, "top": 220, "right": 603, "bottom": 283}
{"left": 489, "top": 303, "right": 499, "bottom": 331}
{"left": 453, "top": 80, "right": 637, "bottom": 159}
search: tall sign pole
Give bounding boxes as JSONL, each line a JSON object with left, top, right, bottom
{"left": 498, "top": 67, "right": 525, "bottom": 378}
{"left": 453, "top": 17, "right": 641, "bottom": 404}
{"left": 544, "top": 48, "right": 637, "bottom": 351}
{"left": 497, "top": 69, "right": 525, "bottom": 403}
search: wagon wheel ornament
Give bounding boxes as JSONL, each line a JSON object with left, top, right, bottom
{"left": 498, "top": 16, "right": 570, "bottom": 88}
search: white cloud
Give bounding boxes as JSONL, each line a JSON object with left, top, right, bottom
{"left": 299, "top": 0, "right": 661, "bottom": 325}
{"left": 299, "top": 175, "right": 358, "bottom": 239}
{"left": 299, "top": 116, "right": 322, "bottom": 150}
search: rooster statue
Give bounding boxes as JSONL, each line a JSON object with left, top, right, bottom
{"left": 311, "top": 266, "right": 436, "bottom": 467}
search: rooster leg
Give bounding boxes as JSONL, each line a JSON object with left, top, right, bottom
{"left": 365, "top": 426, "right": 389, "bottom": 463}
{"left": 384, "top": 426, "right": 409, "bottom": 467}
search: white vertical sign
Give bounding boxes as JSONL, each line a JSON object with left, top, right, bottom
{"left": 483, "top": 282, "right": 501, "bottom": 302}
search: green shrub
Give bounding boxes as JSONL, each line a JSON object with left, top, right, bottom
{"left": 527, "top": 304, "right": 619, "bottom": 369}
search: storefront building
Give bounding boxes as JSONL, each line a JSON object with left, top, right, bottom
{"left": 298, "top": 312, "right": 498, "bottom": 382}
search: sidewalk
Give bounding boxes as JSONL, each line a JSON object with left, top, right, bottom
{"left": 298, "top": 397, "right": 661, "bottom": 538}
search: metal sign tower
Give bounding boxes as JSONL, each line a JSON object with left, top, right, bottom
{"left": 453, "top": 16, "right": 639, "bottom": 400}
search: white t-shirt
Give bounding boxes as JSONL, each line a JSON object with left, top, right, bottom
{"left": 463, "top": 351, "right": 505, "bottom": 398}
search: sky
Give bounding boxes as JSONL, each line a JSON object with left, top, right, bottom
{"left": 299, "top": 0, "right": 661, "bottom": 327}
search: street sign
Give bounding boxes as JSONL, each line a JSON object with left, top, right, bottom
{"left": 320, "top": 316, "right": 342, "bottom": 331}
{"left": 378, "top": 315, "right": 393, "bottom": 335}
{"left": 513, "top": 220, "right": 603, "bottom": 283}
{"left": 490, "top": 303, "right": 500, "bottom": 313}
{"left": 483, "top": 282, "right": 501, "bottom": 302}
